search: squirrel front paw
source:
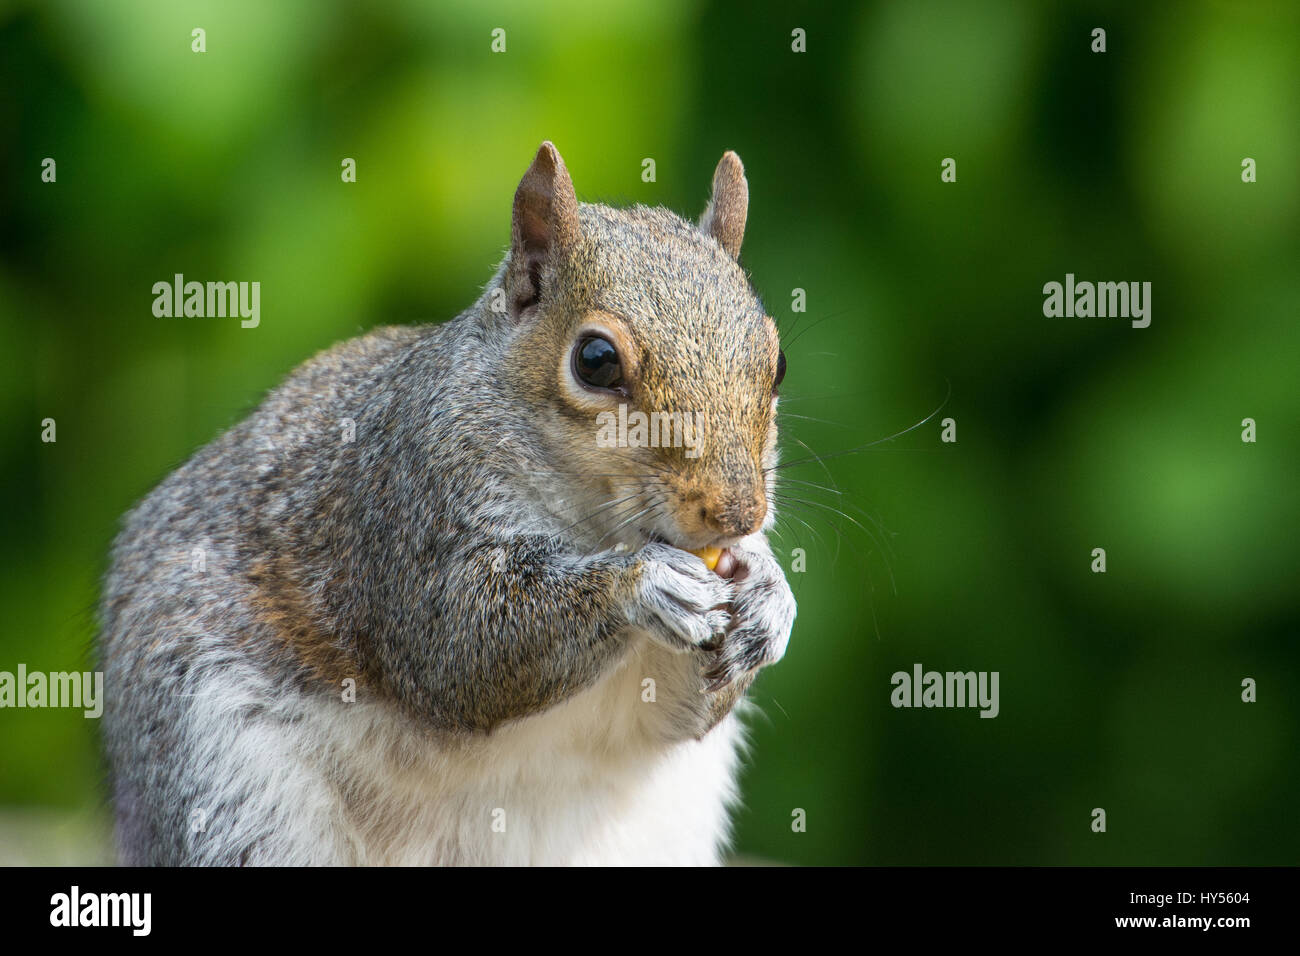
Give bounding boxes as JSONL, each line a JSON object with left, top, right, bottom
{"left": 627, "top": 542, "right": 734, "bottom": 652}
{"left": 701, "top": 540, "right": 796, "bottom": 693}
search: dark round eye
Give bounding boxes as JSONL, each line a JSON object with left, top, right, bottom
{"left": 773, "top": 350, "right": 787, "bottom": 392}
{"left": 573, "top": 336, "right": 624, "bottom": 390}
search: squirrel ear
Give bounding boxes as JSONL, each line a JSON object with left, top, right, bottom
{"left": 699, "top": 151, "right": 748, "bottom": 259}
{"left": 508, "top": 141, "right": 580, "bottom": 315}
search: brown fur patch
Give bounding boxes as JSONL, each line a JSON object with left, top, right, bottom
{"left": 700, "top": 670, "right": 755, "bottom": 737}
{"left": 246, "top": 556, "right": 361, "bottom": 687}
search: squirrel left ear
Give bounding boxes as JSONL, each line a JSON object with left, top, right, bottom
{"left": 508, "top": 141, "right": 581, "bottom": 316}
{"left": 699, "top": 151, "right": 748, "bottom": 259}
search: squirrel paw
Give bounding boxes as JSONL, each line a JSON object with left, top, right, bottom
{"left": 701, "top": 542, "right": 796, "bottom": 693}
{"left": 629, "top": 542, "right": 734, "bottom": 652}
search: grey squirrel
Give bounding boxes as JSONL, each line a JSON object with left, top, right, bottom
{"left": 98, "top": 142, "right": 796, "bottom": 865}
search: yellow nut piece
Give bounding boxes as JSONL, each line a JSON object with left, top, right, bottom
{"left": 688, "top": 546, "right": 723, "bottom": 571}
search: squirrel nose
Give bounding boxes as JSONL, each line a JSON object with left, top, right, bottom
{"left": 698, "top": 494, "right": 766, "bottom": 539}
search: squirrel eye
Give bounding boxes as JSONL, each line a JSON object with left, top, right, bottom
{"left": 773, "top": 350, "right": 787, "bottom": 392}
{"left": 573, "top": 336, "right": 624, "bottom": 390}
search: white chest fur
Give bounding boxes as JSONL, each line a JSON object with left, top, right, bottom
{"left": 183, "top": 633, "right": 745, "bottom": 865}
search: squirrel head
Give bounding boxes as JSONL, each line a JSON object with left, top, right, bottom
{"left": 499, "top": 142, "right": 784, "bottom": 552}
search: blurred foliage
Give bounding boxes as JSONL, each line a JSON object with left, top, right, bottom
{"left": 1, "top": 0, "right": 1296, "bottom": 865}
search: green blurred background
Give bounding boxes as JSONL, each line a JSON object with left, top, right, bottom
{"left": 1, "top": 0, "right": 1297, "bottom": 865}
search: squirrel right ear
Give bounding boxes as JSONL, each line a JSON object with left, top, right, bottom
{"left": 699, "top": 151, "right": 748, "bottom": 259}
{"left": 508, "top": 141, "right": 580, "bottom": 316}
